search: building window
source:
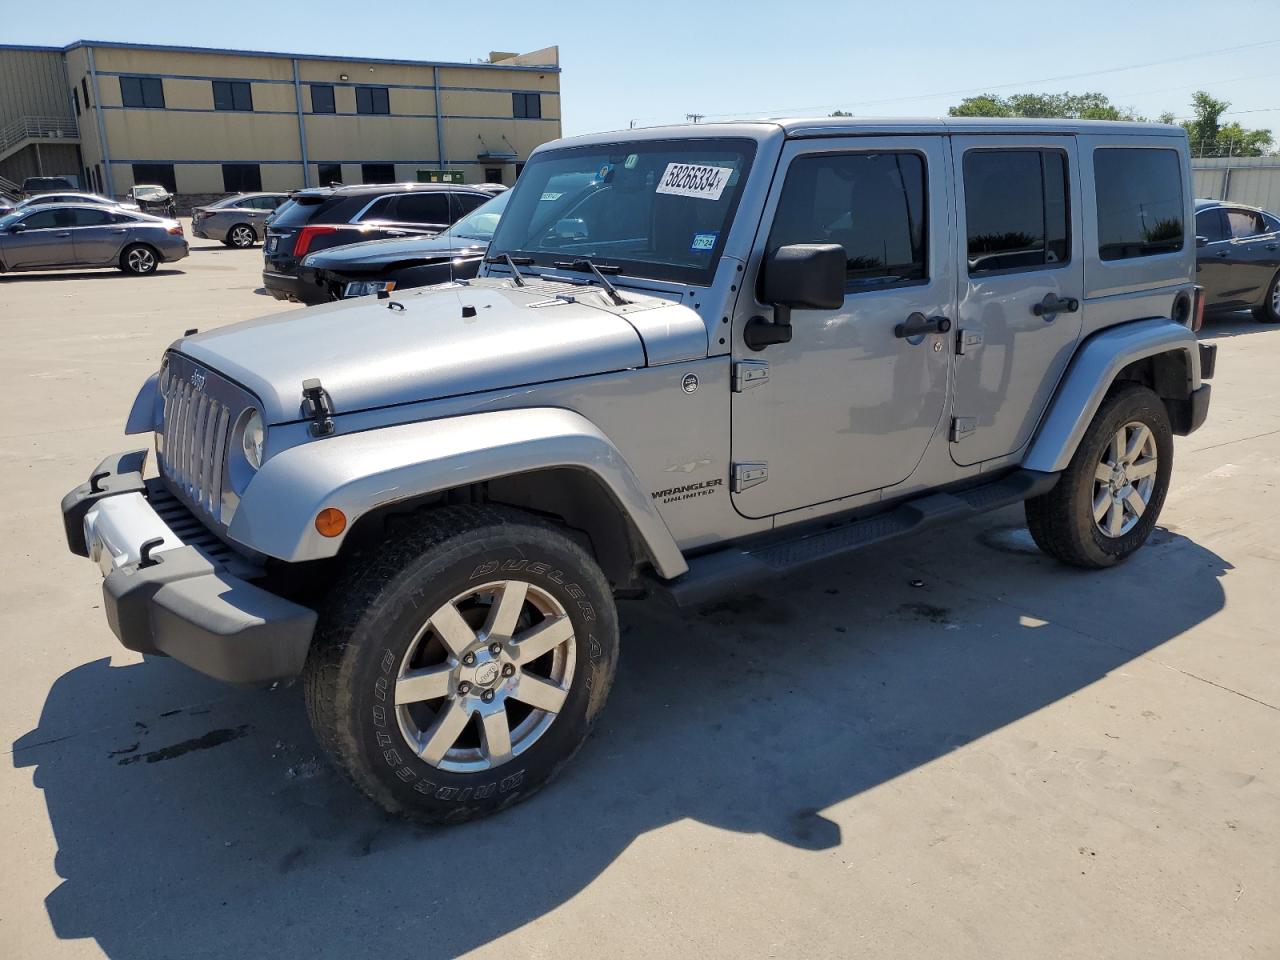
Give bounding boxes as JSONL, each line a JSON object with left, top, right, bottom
{"left": 964, "top": 149, "right": 1070, "bottom": 275}
{"left": 1094, "top": 148, "right": 1184, "bottom": 261}
{"left": 72, "top": 87, "right": 80, "bottom": 116}
{"left": 317, "top": 163, "right": 342, "bottom": 186}
{"left": 361, "top": 163, "right": 395, "bottom": 184}
{"left": 514, "top": 162, "right": 525, "bottom": 179}
{"left": 131, "top": 163, "right": 176, "bottom": 193}
{"left": 82, "top": 76, "right": 90, "bottom": 108}
{"left": 212, "top": 80, "right": 253, "bottom": 112}
{"left": 222, "top": 163, "right": 262, "bottom": 193}
{"left": 484, "top": 168, "right": 503, "bottom": 184}
{"left": 311, "top": 84, "right": 336, "bottom": 114}
{"left": 513, "top": 92, "right": 542, "bottom": 119}
{"left": 355, "top": 86, "right": 390, "bottom": 115}
{"left": 93, "top": 165, "right": 102, "bottom": 193}
{"left": 120, "top": 76, "right": 165, "bottom": 109}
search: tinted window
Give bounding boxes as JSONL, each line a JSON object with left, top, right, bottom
{"left": 119, "top": 76, "right": 164, "bottom": 109}
{"left": 1195, "top": 209, "right": 1227, "bottom": 242}
{"left": 317, "top": 163, "right": 342, "bottom": 186}
{"left": 68, "top": 208, "right": 114, "bottom": 226}
{"left": 768, "top": 151, "right": 928, "bottom": 290}
{"left": 212, "top": 80, "right": 253, "bottom": 112}
{"left": 361, "top": 163, "right": 395, "bottom": 184}
{"left": 268, "top": 196, "right": 335, "bottom": 228}
{"left": 311, "top": 84, "right": 335, "bottom": 114}
{"left": 355, "top": 87, "right": 390, "bottom": 115}
{"left": 358, "top": 196, "right": 394, "bottom": 220}
{"left": 513, "top": 92, "right": 542, "bottom": 119}
{"left": 1094, "top": 148, "right": 1184, "bottom": 261}
{"left": 1226, "top": 208, "right": 1265, "bottom": 239}
{"left": 964, "top": 149, "right": 1069, "bottom": 275}
{"left": 21, "top": 209, "right": 65, "bottom": 229}
{"left": 131, "top": 164, "right": 176, "bottom": 193}
{"left": 222, "top": 163, "right": 262, "bottom": 192}
{"left": 453, "top": 193, "right": 487, "bottom": 217}
{"left": 72, "top": 86, "right": 80, "bottom": 115}
{"left": 392, "top": 193, "right": 449, "bottom": 224}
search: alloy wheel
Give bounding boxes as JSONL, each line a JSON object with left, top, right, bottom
{"left": 394, "top": 580, "right": 576, "bottom": 773}
{"left": 231, "top": 226, "right": 254, "bottom": 247}
{"left": 127, "top": 247, "right": 155, "bottom": 273}
{"left": 1092, "top": 420, "right": 1158, "bottom": 537}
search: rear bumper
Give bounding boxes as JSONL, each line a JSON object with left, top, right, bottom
{"left": 261, "top": 269, "right": 309, "bottom": 302}
{"left": 61, "top": 450, "right": 316, "bottom": 683}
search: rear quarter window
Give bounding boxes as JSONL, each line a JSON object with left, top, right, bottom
{"left": 1094, "top": 148, "right": 1185, "bottom": 261}
{"left": 269, "top": 196, "right": 345, "bottom": 227}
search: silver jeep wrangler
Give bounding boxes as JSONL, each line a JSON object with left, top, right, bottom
{"left": 62, "top": 118, "right": 1215, "bottom": 822}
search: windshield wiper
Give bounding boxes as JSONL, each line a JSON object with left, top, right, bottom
{"left": 483, "top": 253, "right": 529, "bottom": 286}
{"left": 551, "top": 257, "right": 629, "bottom": 306}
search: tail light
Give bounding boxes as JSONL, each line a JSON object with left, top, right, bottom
{"left": 167, "top": 223, "right": 183, "bottom": 236}
{"left": 1193, "top": 285, "right": 1206, "bottom": 332}
{"left": 294, "top": 225, "right": 338, "bottom": 256}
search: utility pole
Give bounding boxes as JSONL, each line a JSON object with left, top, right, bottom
{"left": 685, "top": 113, "right": 704, "bottom": 124}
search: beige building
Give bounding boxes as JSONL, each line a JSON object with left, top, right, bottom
{"left": 1, "top": 40, "right": 561, "bottom": 201}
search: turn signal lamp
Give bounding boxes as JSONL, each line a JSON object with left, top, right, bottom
{"left": 315, "top": 508, "right": 347, "bottom": 538}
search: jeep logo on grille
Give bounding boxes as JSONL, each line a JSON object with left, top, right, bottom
{"left": 190, "top": 371, "right": 206, "bottom": 390}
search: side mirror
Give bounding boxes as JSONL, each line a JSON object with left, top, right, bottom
{"left": 1196, "top": 235, "right": 1209, "bottom": 248}
{"left": 9, "top": 222, "right": 26, "bottom": 234}
{"left": 745, "top": 243, "right": 847, "bottom": 350}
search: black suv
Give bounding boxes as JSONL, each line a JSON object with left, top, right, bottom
{"left": 261, "top": 183, "right": 491, "bottom": 302}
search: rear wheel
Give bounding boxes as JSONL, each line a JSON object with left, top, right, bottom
{"left": 1251, "top": 269, "right": 1280, "bottom": 323}
{"left": 304, "top": 505, "right": 619, "bottom": 824}
{"left": 119, "top": 243, "right": 158, "bottom": 275}
{"left": 1026, "top": 383, "right": 1173, "bottom": 569}
{"left": 226, "top": 224, "right": 256, "bottom": 248}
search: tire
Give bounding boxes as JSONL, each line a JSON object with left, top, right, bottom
{"left": 119, "top": 243, "right": 158, "bottom": 275}
{"left": 1025, "top": 383, "right": 1173, "bottom": 569}
{"left": 227, "top": 224, "right": 256, "bottom": 248}
{"left": 303, "top": 504, "right": 619, "bottom": 824}
{"left": 1251, "top": 269, "right": 1280, "bottom": 323}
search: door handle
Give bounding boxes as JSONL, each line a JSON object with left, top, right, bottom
{"left": 1032, "top": 294, "right": 1080, "bottom": 317}
{"left": 894, "top": 313, "right": 951, "bottom": 339}
{"left": 1267, "top": 244, "right": 1278, "bottom": 250}
{"left": 1214, "top": 251, "right": 1230, "bottom": 258}
{"left": 54, "top": 231, "right": 71, "bottom": 237}
{"left": 111, "top": 228, "right": 128, "bottom": 234}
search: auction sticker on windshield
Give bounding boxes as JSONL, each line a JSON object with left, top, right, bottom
{"left": 656, "top": 163, "right": 734, "bottom": 200}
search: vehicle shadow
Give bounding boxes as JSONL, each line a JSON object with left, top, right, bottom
{"left": 0, "top": 269, "right": 185, "bottom": 282}
{"left": 12, "top": 512, "right": 1229, "bottom": 959}
{"left": 1200, "top": 312, "right": 1277, "bottom": 337}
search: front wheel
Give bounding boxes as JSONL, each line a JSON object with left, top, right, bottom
{"left": 1252, "top": 269, "right": 1280, "bottom": 323}
{"left": 304, "top": 505, "right": 619, "bottom": 824}
{"left": 119, "top": 243, "right": 158, "bottom": 275}
{"left": 1025, "top": 383, "right": 1173, "bottom": 569}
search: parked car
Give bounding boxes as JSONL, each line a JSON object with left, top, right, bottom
{"left": 298, "top": 189, "right": 511, "bottom": 300}
{"left": 15, "top": 192, "right": 138, "bottom": 212}
{"left": 262, "top": 183, "right": 492, "bottom": 301}
{"left": 0, "top": 198, "right": 14, "bottom": 217}
{"left": 127, "top": 184, "right": 176, "bottom": 218}
{"left": 191, "top": 192, "right": 291, "bottom": 248}
{"left": 0, "top": 203, "right": 188, "bottom": 274}
{"left": 63, "top": 118, "right": 1214, "bottom": 825}
{"left": 1194, "top": 198, "right": 1280, "bottom": 322}
{"left": 21, "top": 175, "right": 77, "bottom": 197}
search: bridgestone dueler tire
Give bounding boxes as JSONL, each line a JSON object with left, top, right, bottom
{"left": 303, "top": 505, "right": 619, "bottom": 824}
{"left": 1025, "top": 383, "right": 1173, "bottom": 569}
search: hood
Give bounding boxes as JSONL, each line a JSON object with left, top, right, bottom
{"left": 176, "top": 278, "right": 706, "bottom": 425}
{"left": 303, "top": 232, "right": 485, "bottom": 269}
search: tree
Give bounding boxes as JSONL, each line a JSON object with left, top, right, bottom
{"left": 1181, "top": 90, "right": 1272, "bottom": 157}
{"left": 948, "top": 91, "right": 1144, "bottom": 121}
{"left": 829, "top": 110, "right": 852, "bottom": 117}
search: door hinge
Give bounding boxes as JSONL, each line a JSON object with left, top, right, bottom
{"left": 956, "top": 329, "right": 983, "bottom": 355}
{"left": 950, "top": 417, "right": 977, "bottom": 442}
{"left": 732, "top": 360, "right": 769, "bottom": 392}
{"left": 731, "top": 462, "right": 769, "bottom": 493}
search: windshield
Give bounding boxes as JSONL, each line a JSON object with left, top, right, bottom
{"left": 0, "top": 211, "right": 21, "bottom": 230}
{"left": 133, "top": 185, "right": 165, "bottom": 198}
{"left": 488, "top": 138, "right": 756, "bottom": 285}
{"left": 445, "top": 189, "right": 512, "bottom": 241}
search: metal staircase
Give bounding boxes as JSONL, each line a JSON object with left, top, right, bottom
{"left": 0, "top": 115, "right": 80, "bottom": 165}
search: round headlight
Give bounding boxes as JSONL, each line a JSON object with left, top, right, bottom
{"left": 241, "top": 409, "right": 264, "bottom": 470}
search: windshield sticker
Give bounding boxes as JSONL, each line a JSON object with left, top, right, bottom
{"left": 691, "top": 232, "right": 718, "bottom": 252}
{"left": 539, "top": 192, "right": 563, "bottom": 201}
{"left": 656, "top": 163, "right": 734, "bottom": 200}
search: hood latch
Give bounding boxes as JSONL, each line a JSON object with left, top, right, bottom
{"left": 301, "top": 378, "right": 336, "bottom": 437}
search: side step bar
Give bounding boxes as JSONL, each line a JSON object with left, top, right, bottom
{"left": 651, "top": 469, "right": 1059, "bottom": 608}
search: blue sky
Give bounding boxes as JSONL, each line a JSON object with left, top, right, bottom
{"left": 4, "top": 0, "right": 1279, "bottom": 139}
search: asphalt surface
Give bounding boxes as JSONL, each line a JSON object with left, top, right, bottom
{"left": 2, "top": 227, "right": 1277, "bottom": 959}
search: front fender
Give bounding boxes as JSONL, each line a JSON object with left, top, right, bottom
{"left": 124, "top": 371, "right": 161, "bottom": 435}
{"left": 227, "top": 407, "right": 689, "bottom": 579}
{"left": 1024, "top": 318, "right": 1201, "bottom": 474}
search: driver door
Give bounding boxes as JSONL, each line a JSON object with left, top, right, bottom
{"left": 3, "top": 208, "right": 77, "bottom": 268}
{"left": 731, "top": 137, "right": 955, "bottom": 519}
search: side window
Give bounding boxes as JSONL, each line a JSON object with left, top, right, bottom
{"left": 1094, "top": 148, "right": 1184, "bottom": 261}
{"left": 964, "top": 149, "right": 1069, "bottom": 276}
{"left": 767, "top": 151, "right": 928, "bottom": 290}
{"left": 20, "top": 210, "right": 62, "bottom": 230}
{"left": 1195, "top": 208, "right": 1228, "bottom": 243}
{"left": 1226, "top": 208, "right": 1265, "bottom": 239}
{"left": 69, "top": 208, "right": 113, "bottom": 227}
{"left": 357, "top": 196, "right": 394, "bottom": 221}
{"left": 452, "top": 193, "right": 487, "bottom": 219}
{"left": 391, "top": 193, "right": 450, "bottom": 224}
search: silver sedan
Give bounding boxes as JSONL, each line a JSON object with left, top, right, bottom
{"left": 191, "top": 192, "right": 291, "bottom": 247}
{"left": 0, "top": 203, "right": 189, "bottom": 275}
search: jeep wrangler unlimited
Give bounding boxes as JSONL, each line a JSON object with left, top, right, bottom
{"left": 62, "top": 118, "right": 1215, "bottom": 823}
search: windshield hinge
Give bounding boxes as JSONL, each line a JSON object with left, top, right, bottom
{"left": 732, "top": 360, "right": 770, "bottom": 392}
{"left": 301, "top": 378, "right": 335, "bottom": 437}
{"left": 956, "top": 329, "right": 983, "bottom": 355}
{"left": 732, "top": 462, "right": 769, "bottom": 493}
{"left": 950, "top": 417, "right": 977, "bottom": 442}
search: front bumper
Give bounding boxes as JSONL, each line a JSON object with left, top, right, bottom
{"left": 61, "top": 450, "right": 316, "bottom": 683}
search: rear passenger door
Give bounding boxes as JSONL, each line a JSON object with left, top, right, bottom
{"left": 949, "top": 137, "right": 1084, "bottom": 466}
{"left": 385, "top": 192, "right": 451, "bottom": 235}
{"left": 1223, "top": 206, "right": 1280, "bottom": 303}
{"left": 69, "top": 207, "right": 130, "bottom": 264}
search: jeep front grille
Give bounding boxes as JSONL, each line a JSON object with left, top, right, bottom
{"left": 157, "top": 353, "right": 256, "bottom": 528}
